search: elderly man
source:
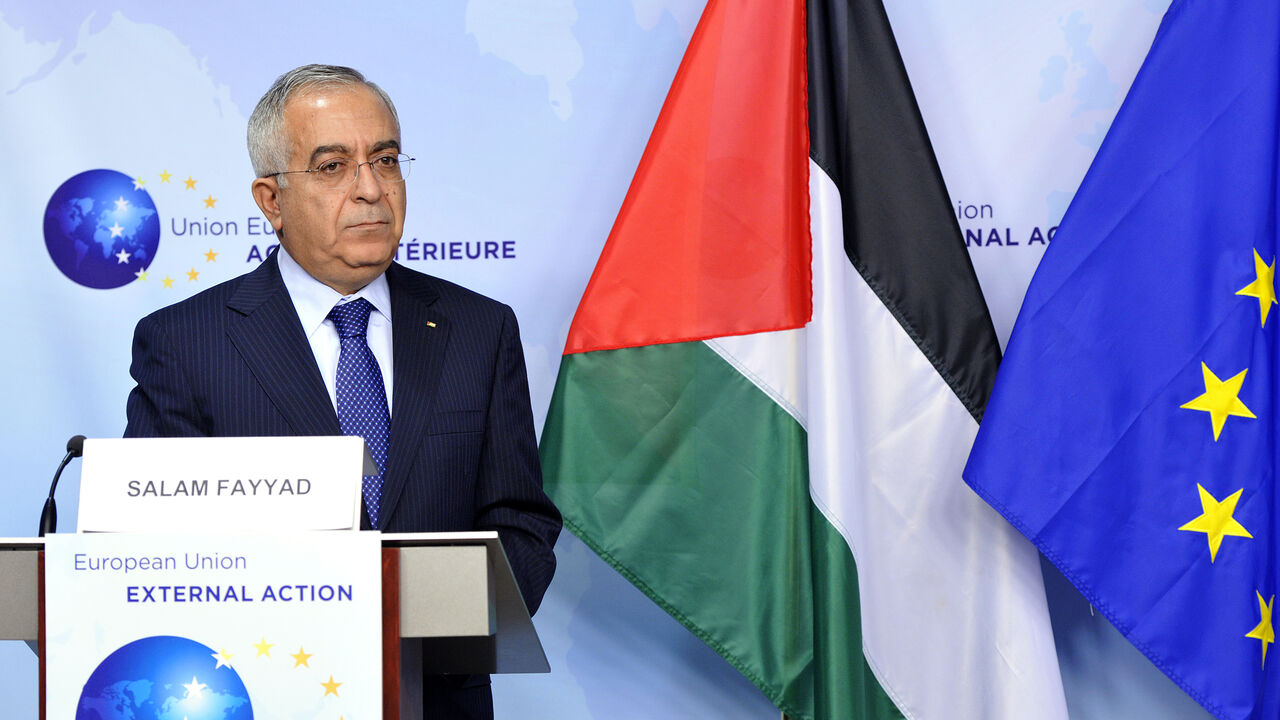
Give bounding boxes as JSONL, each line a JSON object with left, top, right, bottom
{"left": 125, "top": 64, "right": 561, "bottom": 719}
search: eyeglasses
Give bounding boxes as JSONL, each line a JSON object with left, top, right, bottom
{"left": 263, "top": 153, "right": 414, "bottom": 188}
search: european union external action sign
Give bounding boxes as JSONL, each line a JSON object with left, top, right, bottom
{"left": 45, "top": 532, "right": 383, "bottom": 718}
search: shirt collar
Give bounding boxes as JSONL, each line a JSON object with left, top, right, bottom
{"left": 276, "top": 244, "right": 392, "bottom": 338}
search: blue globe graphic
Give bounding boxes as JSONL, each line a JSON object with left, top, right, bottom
{"left": 44, "top": 169, "right": 161, "bottom": 289}
{"left": 77, "top": 635, "right": 252, "bottom": 719}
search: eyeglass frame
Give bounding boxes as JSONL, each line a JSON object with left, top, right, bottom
{"left": 261, "top": 152, "right": 415, "bottom": 187}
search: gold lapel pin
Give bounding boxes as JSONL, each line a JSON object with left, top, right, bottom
{"left": 426, "top": 321, "right": 437, "bottom": 328}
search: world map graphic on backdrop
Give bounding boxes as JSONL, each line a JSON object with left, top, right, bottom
{"left": 44, "top": 169, "right": 160, "bottom": 290}
{"left": 78, "top": 635, "right": 252, "bottom": 720}
{"left": 1037, "top": 9, "right": 1124, "bottom": 228}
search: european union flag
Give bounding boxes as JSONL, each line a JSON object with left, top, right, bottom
{"left": 963, "top": 1, "right": 1278, "bottom": 718}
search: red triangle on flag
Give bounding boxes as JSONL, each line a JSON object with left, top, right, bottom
{"left": 564, "top": 0, "right": 811, "bottom": 355}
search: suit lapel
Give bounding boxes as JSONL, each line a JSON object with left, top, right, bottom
{"left": 224, "top": 253, "right": 341, "bottom": 436}
{"left": 379, "top": 263, "right": 449, "bottom": 529}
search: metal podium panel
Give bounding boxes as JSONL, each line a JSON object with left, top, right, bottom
{"left": 386, "top": 531, "right": 549, "bottom": 674}
{"left": 398, "top": 544, "right": 493, "bottom": 638}
{"left": 0, "top": 539, "right": 41, "bottom": 643}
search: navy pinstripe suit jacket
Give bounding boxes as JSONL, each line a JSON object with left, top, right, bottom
{"left": 125, "top": 252, "right": 561, "bottom": 717}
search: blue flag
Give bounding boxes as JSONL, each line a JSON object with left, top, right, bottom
{"left": 963, "top": 1, "right": 1278, "bottom": 718}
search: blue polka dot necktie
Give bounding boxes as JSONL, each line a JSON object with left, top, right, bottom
{"left": 328, "top": 298, "right": 390, "bottom": 527}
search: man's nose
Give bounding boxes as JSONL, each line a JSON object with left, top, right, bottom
{"left": 350, "top": 160, "right": 385, "bottom": 202}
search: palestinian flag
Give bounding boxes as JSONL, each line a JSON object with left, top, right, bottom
{"left": 540, "top": 0, "right": 1068, "bottom": 717}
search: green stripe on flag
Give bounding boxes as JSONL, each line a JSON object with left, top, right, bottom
{"left": 541, "top": 341, "right": 901, "bottom": 720}
{"left": 809, "top": 499, "right": 904, "bottom": 720}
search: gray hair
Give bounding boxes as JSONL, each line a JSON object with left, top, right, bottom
{"left": 246, "top": 64, "right": 401, "bottom": 180}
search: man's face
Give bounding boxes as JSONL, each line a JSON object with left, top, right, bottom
{"left": 254, "top": 85, "right": 406, "bottom": 294}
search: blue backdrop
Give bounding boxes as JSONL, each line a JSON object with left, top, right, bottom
{"left": 0, "top": 1, "right": 1215, "bottom": 717}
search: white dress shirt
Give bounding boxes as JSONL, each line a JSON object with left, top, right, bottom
{"left": 276, "top": 245, "right": 394, "bottom": 413}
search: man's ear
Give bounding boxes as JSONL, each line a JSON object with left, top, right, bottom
{"left": 251, "top": 177, "right": 285, "bottom": 233}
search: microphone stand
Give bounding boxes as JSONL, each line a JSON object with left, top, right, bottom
{"left": 38, "top": 435, "right": 86, "bottom": 537}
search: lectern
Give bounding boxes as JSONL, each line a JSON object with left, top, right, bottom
{"left": 0, "top": 531, "right": 548, "bottom": 719}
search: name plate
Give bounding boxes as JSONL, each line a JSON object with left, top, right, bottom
{"left": 78, "top": 436, "right": 368, "bottom": 532}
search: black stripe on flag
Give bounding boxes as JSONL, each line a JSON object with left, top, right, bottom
{"left": 807, "top": 0, "right": 1001, "bottom": 421}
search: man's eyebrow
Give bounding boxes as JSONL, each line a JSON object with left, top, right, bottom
{"left": 308, "top": 144, "right": 351, "bottom": 166}
{"left": 307, "top": 140, "right": 400, "bottom": 166}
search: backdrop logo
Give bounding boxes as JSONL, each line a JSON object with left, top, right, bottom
{"left": 77, "top": 635, "right": 253, "bottom": 719}
{"left": 44, "top": 169, "right": 161, "bottom": 289}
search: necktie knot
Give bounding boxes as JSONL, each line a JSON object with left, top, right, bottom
{"left": 328, "top": 298, "right": 374, "bottom": 339}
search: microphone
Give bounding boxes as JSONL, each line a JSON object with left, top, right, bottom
{"left": 38, "top": 435, "right": 86, "bottom": 537}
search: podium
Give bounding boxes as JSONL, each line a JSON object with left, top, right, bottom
{"left": 0, "top": 531, "right": 548, "bottom": 719}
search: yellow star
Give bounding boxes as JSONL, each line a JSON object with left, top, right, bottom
{"left": 321, "top": 675, "right": 342, "bottom": 697}
{"left": 184, "top": 176, "right": 197, "bottom": 190}
{"left": 205, "top": 248, "right": 218, "bottom": 262}
{"left": 162, "top": 276, "right": 175, "bottom": 288}
{"left": 1236, "top": 249, "right": 1277, "bottom": 328}
{"left": 211, "top": 648, "right": 234, "bottom": 669}
{"left": 253, "top": 636, "right": 274, "bottom": 657}
{"left": 187, "top": 268, "right": 199, "bottom": 282}
{"left": 203, "top": 194, "right": 217, "bottom": 209}
{"left": 1177, "top": 484, "right": 1252, "bottom": 562}
{"left": 159, "top": 170, "right": 173, "bottom": 183}
{"left": 1246, "top": 591, "right": 1274, "bottom": 667}
{"left": 291, "top": 647, "right": 312, "bottom": 667}
{"left": 134, "top": 270, "right": 148, "bottom": 281}
{"left": 133, "top": 176, "right": 146, "bottom": 190}
{"left": 1179, "top": 362, "right": 1255, "bottom": 440}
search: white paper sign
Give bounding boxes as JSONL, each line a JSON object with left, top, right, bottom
{"left": 78, "top": 436, "right": 368, "bottom": 532}
{"left": 45, "top": 531, "right": 383, "bottom": 718}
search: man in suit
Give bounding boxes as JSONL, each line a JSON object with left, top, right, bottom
{"left": 125, "top": 64, "right": 561, "bottom": 719}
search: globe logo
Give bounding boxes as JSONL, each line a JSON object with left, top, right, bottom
{"left": 78, "top": 635, "right": 253, "bottom": 719}
{"left": 44, "top": 169, "right": 161, "bottom": 289}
